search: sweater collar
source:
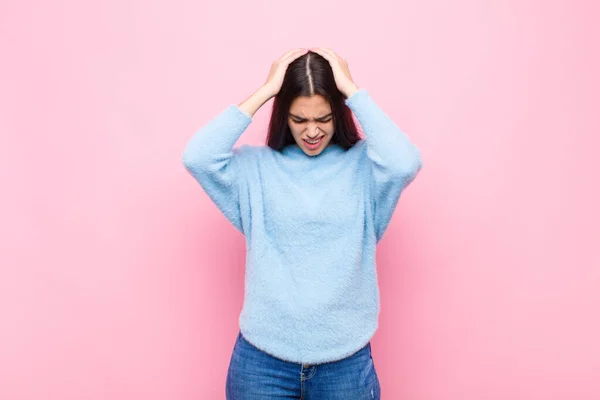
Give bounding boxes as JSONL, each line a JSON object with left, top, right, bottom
{"left": 281, "top": 143, "right": 344, "bottom": 158}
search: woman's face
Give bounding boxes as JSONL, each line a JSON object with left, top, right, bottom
{"left": 287, "top": 95, "right": 335, "bottom": 156}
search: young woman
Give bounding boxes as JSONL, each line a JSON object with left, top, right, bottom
{"left": 182, "top": 47, "right": 423, "bottom": 399}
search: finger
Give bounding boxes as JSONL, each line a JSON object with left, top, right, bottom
{"left": 280, "top": 48, "right": 308, "bottom": 64}
{"left": 320, "top": 48, "right": 343, "bottom": 63}
{"left": 314, "top": 47, "right": 352, "bottom": 80}
{"left": 312, "top": 47, "right": 343, "bottom": 66}
{"left": 277, "top": 48, "right": 307, "bottom": 63}
{"left": 310, "top": 47, "right": 332, "bottom": 62}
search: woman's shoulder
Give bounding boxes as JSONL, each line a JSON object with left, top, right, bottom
{"left": 232, "top": 144, "right": 273, "bottom": 167}
{"left": 233, "top": 144, "right": 270, "bottom": 157}
{"left": 353, "top": 138, "right": 367, "bottom": 149}
{"left": 347, "top": 138, "right": 367, "bottom": 156}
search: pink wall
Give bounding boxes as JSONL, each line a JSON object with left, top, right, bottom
{"left": 1, "top": 0, "right": 598, "bottom": 398}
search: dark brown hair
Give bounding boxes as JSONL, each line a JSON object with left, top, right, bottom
{"left": 266, "top": 51, "right": 362, "bottom": 151}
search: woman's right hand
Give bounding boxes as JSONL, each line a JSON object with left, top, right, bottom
{"left": 238, "top": 48, "right": 309, "bottom": 117}
{"left": 262, "top": 48, "right": 309, "bottom": 97}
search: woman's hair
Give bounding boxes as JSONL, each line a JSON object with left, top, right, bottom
{"left": 266, "top": 51, "right": 362, "bottom": 151}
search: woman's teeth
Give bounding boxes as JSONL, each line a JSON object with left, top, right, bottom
{"left": 304, "top": 137, "right": 323, "bottom": 144}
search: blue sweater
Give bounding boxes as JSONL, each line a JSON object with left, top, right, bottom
{"left": 182, "top": 88, "right": 422, "bottom": 364}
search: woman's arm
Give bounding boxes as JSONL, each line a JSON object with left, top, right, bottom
{"left": 181, "top": 49, "right": 308, "bottom": 233}
{"left": 181, "top": 86, "right": 273, "bottom": 233}
{"left": 345, "top": 89, "right": 423, "bottom": 242}
{"left": 305, "top": 48, "right": 422, "bottom": 242}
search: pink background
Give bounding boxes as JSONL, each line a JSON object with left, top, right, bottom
{"left": 1, "top": 0, "right": 599, "bottom": 398}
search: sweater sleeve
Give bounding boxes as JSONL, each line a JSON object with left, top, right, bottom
{"left": 345, "top": 89, "right": 423, "bottom": 243}
{"left": 181, "top": 104, "right": 253, "bottom": 234}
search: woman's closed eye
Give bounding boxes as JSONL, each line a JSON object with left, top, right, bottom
{"left": 291, "top": 118, "right": 332, "bottom": 124}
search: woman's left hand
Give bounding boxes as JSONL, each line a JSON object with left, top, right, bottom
{"left": 310, "top": 47, "right": 359, "bottom": 98}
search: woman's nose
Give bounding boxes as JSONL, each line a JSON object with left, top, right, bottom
{"left": 305, "top": 123, "right": 321, "bottom": 136}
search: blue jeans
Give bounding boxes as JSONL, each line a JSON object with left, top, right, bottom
{"left": 226, "top": 331, "right": 381, "bottom": 399}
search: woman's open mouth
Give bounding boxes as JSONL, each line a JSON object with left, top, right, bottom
{"left": 303, "top": 136, "right": 324, "bottom": 150}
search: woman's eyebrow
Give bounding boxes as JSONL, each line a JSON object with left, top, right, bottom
{"left": 289, "top": 112, "right": 333, "bottom": 120}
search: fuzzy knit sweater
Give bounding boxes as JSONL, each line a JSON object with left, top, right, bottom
{"left": 182, "top": 88, "right": 422, "bottom": 364}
